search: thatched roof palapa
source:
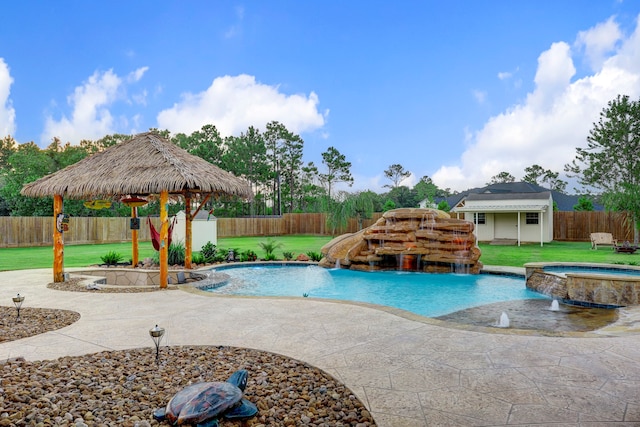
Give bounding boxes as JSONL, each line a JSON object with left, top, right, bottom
{"left": 21, "top": 132, "right": 252, "bottom": 200}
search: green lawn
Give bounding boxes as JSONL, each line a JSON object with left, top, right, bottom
{"left": 0, "top": 235, "right": 334, "bottom": 271}
{"left": 1, "top": 237, "right": 637, "bottom": 272}
{"left": 479, "top": 241, "right": 639, "bottom": 266}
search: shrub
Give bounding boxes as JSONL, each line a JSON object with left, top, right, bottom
{"left": 101, "top": 251, "right": 123, "bottom": 265}
{"left": 258, "top": 237, "right": 283, "bottom": 258}
{"left": 191, "top": 252, "right": 206, "bottom": 264}
{"left": 212, "top": 247, "right": 228, "bottom": 263}
{"left": 282, "top": 251, "right": 294, "bottom": 261}
{"left": 264, "top": 253, "right": 278, "bottom": 261}
{"left": 437, "top": 200, "right": 450, "bottom": 212}
{"left": 241, "top": 249, "right": 257, "bottom": 262}
{"left": 168, "top": 242, "right": 185, "bottom": 265}
{"left": 382, "top": 200, "right": 396, "bottom": 211}
{"left": 200, "top": 242, "right": 217, "bottom": 263}
{"left": 306, "top": 251, "right": 322, "bottom": 262}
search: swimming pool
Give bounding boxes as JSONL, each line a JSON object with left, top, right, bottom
{"left": 206, "top": 264, "right": 547, "bottom": 317}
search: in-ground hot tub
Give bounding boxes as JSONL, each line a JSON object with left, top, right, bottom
{"left": 525, "top": 262, "right": 640, "bottom": 307}
{"left": 72, "top": 267, "right": 208, "bottom": 286}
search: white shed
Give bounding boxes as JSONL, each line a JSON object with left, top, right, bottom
{"left": 451, "top": 191, "right": 553, "bottom": 246}
{"left": 173, "top": 210, "right": 217, "bottom": 251}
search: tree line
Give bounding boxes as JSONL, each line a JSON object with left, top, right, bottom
{"left": 0, "top": 121, "right": 443, "bottom": 221}
{"left": 1, "top": 95, "right": 639, "bottom": 238}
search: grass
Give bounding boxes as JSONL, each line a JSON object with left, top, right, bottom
{"left": 0, "top": 235, "right": 333, "bottom": 271}
{"left": 216, "top": 235, "right": 331, "bottom": 259}
{"left": 2, "top": 236, "right": 638, "bottom": 272}
{"left": 478, "top": 240, "right": 640, "bottom": 267}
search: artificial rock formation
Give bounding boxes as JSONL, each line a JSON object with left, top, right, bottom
{"left": 319, "top": 208, "right": 482, "bottom": 273}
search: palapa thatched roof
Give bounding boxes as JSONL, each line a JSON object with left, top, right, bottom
{"left": 21, "top": 132, "right": 252, "bottom": 200}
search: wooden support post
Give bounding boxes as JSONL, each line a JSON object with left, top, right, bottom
{"left": 159, "top": 190, "right": 169, "bottom": 288}
{"left": 53, "top": 194, "right": 64, "bottom": 282}
{"left": 131, "top": 206, "right": 139, "bottom": 267}
{"left": 185, "top": 193, "right": 192, "bottom": 269}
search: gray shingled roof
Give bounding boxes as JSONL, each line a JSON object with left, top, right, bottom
{"left": 438, "top": 182, "right": 602, "bottom": 212}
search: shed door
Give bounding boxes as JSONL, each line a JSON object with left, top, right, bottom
{"left": 494, "top": 213, "right": 518, "bottom": 239}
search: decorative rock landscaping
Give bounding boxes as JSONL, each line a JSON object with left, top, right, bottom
{"left": 0, "top": 306, "right": 80, "bottom": 343}
{"left": 0, "top": 346, "right": 375, "bottom": 427}
{"left": 0, "top": 301, "right": 375, "bottom": 426}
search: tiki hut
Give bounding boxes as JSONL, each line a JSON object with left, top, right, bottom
{"left": 21, "top": 132, "right": 252, "bottom": 287}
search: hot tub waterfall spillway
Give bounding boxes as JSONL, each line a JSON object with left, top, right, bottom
{"left": 319, "top": 208, "right": 482, "bottom": 273}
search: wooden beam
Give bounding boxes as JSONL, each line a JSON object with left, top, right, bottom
{"left": 185, "top": 193, "right": 192, "bottom": 269}
{"left": 131, "top": 206, "right": 139, "bottom": 266}
{"left": 191, "top": 192, "right": 212, "bottom": 218}
{"left": 53, "top": 194, "right": 64, "bottom": 282}
{"left": 159, "top": 190, "right": 169, "bottom": 288}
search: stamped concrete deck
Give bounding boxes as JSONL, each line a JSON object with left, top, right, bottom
{"left": 2, "top": 268, "right": 640, "bottom": 426}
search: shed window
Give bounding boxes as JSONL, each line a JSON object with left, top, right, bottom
{"left": 473, "top": 213, "right": 486, "bottom": 225}
{"left": 526, "top": 212, "right": 539, "bottom": 225}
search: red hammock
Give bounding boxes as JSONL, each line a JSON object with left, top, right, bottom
{"left": 148, "top": 217, "right": 176, "bottom": 251}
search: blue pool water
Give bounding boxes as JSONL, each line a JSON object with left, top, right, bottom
{"left": 206, "top": 265, "right": 547, "bottom": 317}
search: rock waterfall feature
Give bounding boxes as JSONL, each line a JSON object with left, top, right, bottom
{"left": 319, "top": 208, "right": 482, "bottom": 273}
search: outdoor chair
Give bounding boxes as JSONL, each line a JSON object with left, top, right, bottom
{"left": 590, "top": 232, "right": 615, "bottom": 249}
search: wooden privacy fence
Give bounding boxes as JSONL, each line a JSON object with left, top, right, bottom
{"left": 0, "top": 211, "right": 634, "bottom": 248}
{"left": 553, "top": 211, "right": 634, "bottom": 242}
{"left": 0, "top": 213, "right": 385, "bottom": 247}
{"left": 0, "top": 216, "right": 161, "bottom": 248}
{"left": 215, "top": 213, "right": 383, "bottom": 237}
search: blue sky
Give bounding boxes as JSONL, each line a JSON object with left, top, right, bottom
{"left": 1, "top": 1, "right": 639, "bottom": 193}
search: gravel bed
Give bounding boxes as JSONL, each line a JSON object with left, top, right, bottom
{"left": 1, "top": 346, "right": 374, "bottom": 427}
{"left": 0, "top": 287, "right": 376, "bottom": 426}
{"left": 0, "top": 307, "right": 80, "bottom": 344}
{"left": 47, "top": 279, "right": 180, "bottom": 293}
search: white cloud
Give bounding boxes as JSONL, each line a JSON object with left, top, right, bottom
{"left": 433, "top": 14, "right": 640, "bottom": 193}
{"left": 472, "top": 89, "right": 487, "bottom": 104}
{"left": 224, "top": 6, "right": 245, "bottom": 39}
{"left": 41, "top": 68, "right": 148, "bottom": 144}
{"left": 131, "top": 89, "right": 148, "bottom": 106}
{"left": 0, "top": 58, "right": 16, "bottom": 137}
{"left": 528, "top": 42, "right": 576, "bottom": 111}
{"left": 498, "top": 67, "right": 520, "bottom": 86}
{"left": 127, "top": 66, "right": 148, "bottom": 83}
{"left": 575, "top": 16, "right": 622, "bottom": 71}
{"left": 157, "top": 74, "right": 327, "bottom": 136}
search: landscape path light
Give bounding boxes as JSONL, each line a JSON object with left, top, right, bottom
{"left": 149, "top": 324, "right": 165, "bottom": 361}
{"left": 12, "top": 293, "right": 24, "bottom": 322}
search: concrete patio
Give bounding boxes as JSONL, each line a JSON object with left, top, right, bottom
{"left": 1, "top": 268, "right": 640, "bottom": 426}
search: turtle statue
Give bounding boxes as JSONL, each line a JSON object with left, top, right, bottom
{"left": 153, "top": 369, "right": 258, "bottom": 426}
